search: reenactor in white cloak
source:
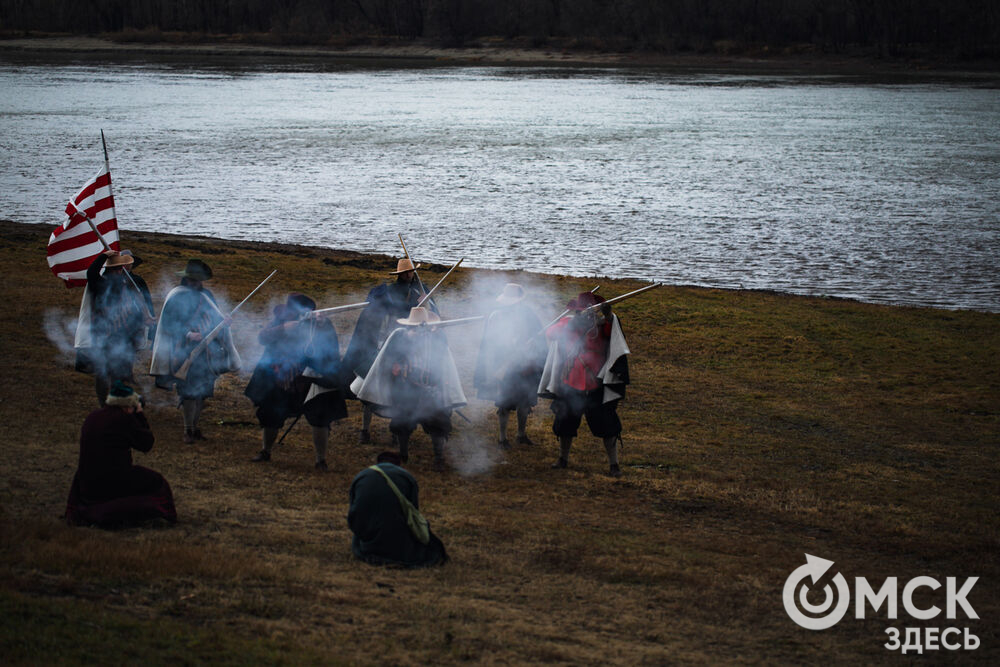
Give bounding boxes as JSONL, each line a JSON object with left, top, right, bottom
{"left": 150, "top": 259, "right": 240, "bottom": 443}
{"left": 538, "top": 291, "right": 630, "bottom": 477}
{"left": 352, "top": 307, "right": 465, "bottom": 472}
{"left": 342, "top": 258, "right": 435, "bottom": 444}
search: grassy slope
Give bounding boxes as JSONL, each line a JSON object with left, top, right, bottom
{"left": 0, "top": 220, "right": 997, "bottom": 664}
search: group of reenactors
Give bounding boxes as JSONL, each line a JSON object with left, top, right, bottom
{"left": 68, "top": 246, "right": 635, "bottom": 511}
{"left": 64, "top": 246, "right": 642, "bottom": 564}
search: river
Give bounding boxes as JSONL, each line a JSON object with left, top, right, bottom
{"left": 1, "top": 52, "right": 998, "bottom": 311}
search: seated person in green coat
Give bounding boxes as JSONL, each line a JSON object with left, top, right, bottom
{"left": 347, "top": 451, "right": 448, "bottom": 568}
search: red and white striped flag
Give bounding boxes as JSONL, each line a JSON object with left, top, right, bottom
{"left": 46, "top": 162, "right": 121, "bottom": 287}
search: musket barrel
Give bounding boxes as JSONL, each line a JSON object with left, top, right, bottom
{"left": 230, "top": 269, "right": 277, "bottom": 316}
{"left": 310, "top": 301, "right": 369, "bottom": 316}
{"left": 417, "top": 257, "right": 464, "bottom": 308}
{"left": 583, "top": 282, "right": 662, "bottom": 310}
{"left": 173, "top": 269, "right": 276, "bottom": 380}
{"left": 398, "top": 233, "right": 431, "bottom": 297}
{"left": 431, "top": 315, "right": 483, "bottom": 328}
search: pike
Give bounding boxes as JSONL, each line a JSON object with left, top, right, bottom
{"left": 417, "top": 257, "right": 464, "bottom": 308}
{"left": 397, "top": 233, "right": 432, "bottom": 299}
{"left": 174, "top": 269, "right": 277, "bottom": 380}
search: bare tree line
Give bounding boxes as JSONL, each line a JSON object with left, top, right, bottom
{"left": 2, "top": 0, "right": 997, "bottom": 59}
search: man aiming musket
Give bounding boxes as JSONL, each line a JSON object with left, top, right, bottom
{"left": 539, "top": 283, "right": 661, "bottom": 477}
{"left": 342, "top": 248, "right": 443, "bottom": 444}
{"left": 150, "top": 260, "right": 269, "bottom": 443}
{"left": 353, "top": 307, "right": 478, "bottom": 472}
{"left": 246, "top": 293, "right": 349, "bottom": 470}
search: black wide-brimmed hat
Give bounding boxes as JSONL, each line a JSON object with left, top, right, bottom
{"left": 274, "top": 292, "right": 317, "bottom": 320}
{"left": 178, "top": 259, "right": 213, "bottom": 281}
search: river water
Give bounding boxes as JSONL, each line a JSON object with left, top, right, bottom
{"left": 1, "top": 53, "right": 998, "bottom": 311}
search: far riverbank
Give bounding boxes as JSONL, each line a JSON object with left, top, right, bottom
{"left": 3, "top": 34, "right": 999, "bottom": 80}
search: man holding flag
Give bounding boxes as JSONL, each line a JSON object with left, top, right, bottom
{"left": 84, "top": 249, "right": 152, "bottom": 405}
{"left": 46, "top": 134, "right": 157, "bottom": 404}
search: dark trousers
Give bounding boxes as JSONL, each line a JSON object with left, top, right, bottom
{"left": 551, "top": 389, "right": 621, "bottom": 438}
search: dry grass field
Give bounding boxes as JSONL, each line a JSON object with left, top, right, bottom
{"left": 0, "top": 219, "right": 997, "bottom": 664}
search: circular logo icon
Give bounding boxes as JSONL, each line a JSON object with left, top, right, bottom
{"left": 783, "top": 554, "right": 851, "bottom": 630}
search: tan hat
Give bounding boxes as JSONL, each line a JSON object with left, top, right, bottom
{"left": 104, "top": 253, "right": 134, "bottom": 268}
{"left": 496, "top": 283, "right": 526, "bottom": 306}
{"left": 389, "top": 258, "right": 421, "bottom": 274}
{"left": 396, "top": 306, "right": 441, "bottom": 326}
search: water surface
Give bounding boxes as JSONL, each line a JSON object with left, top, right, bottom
{"left": 2, "top": 54, "right": 998, "bottom": 311}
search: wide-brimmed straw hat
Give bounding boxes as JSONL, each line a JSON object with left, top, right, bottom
{"left": 389, "top": 258, "right": 421, "bottom": 274}
{"left": 120, "top": 249, "right": 142, "bottom": 267}
{"left": 104, "top": 253, "right": 134, "bottom": 268}
{"left": 178, "top": 258, "right": 213, "bottom": 281}
{"left": 566, "top": 291, "right": 606, "bottom": 311}
{"left": 496, "top": 283, "right": 526, "bottom": 306}
{"left": 397, "top": 306, "right": 441, "bottom": 326}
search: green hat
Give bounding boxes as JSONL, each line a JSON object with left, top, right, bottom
{"left": 106, "top": 381, "right": 141, "bottom": 408}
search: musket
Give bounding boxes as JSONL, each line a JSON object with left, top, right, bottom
{"left": 397, "top": 233, "right": 432, "bottom": 299}
{"left": 67, "top": 200, "right": 154, "bottom": 321}
{"left": 417, "top": 257, "right": 464, "bottom": 308}
{"left": 487, "top": 286, "right": 598, "bottom": 383}
{"left": 174, "top": 269, "right": 277, "bottom": 380}
{"left": 304, "top": 301, "right": 369, "bottom": 318}
{"left": 578, "top": 282, "right": 662, "bottom": 313}
{"left": 427, "top": 315, "right": 483, "bottom": 329}
{"left": 537, "top": 285, "right": 601, "bottom": 336}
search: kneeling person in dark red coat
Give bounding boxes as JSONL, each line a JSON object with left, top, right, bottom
{"left": 65, "top": 382, "right": 177, "bottom": 527}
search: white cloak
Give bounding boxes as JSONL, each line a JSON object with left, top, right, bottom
{"left": 537, "top": 314, "right": 630, "bottom": 404}
{"left": 149, "top": 285, "right": 241, "bottom": 377}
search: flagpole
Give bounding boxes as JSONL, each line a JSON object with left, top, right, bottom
{"left": 94, "top": 131, "right": 152, "bottom": 319}
{"left": 100, "top": 129, "right": 118, "bottom": 230}
{"left": 67, "top": 200, "right": 153, "bottom": 320}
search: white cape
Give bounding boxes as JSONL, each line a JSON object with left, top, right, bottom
{"left": 149, "top": 285, "right": 241, "bottom": 377}
{"left": 74, "top": 288, "right": 93, "bottom": 350}
{"left": 351, "top": 327, "right": 466, "bottom": 411}
{"left": 538, "top": 314, "right": 630, "bottom": 404}
{"left": 74, "top": 275, "right": 150, "bottom": 352}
